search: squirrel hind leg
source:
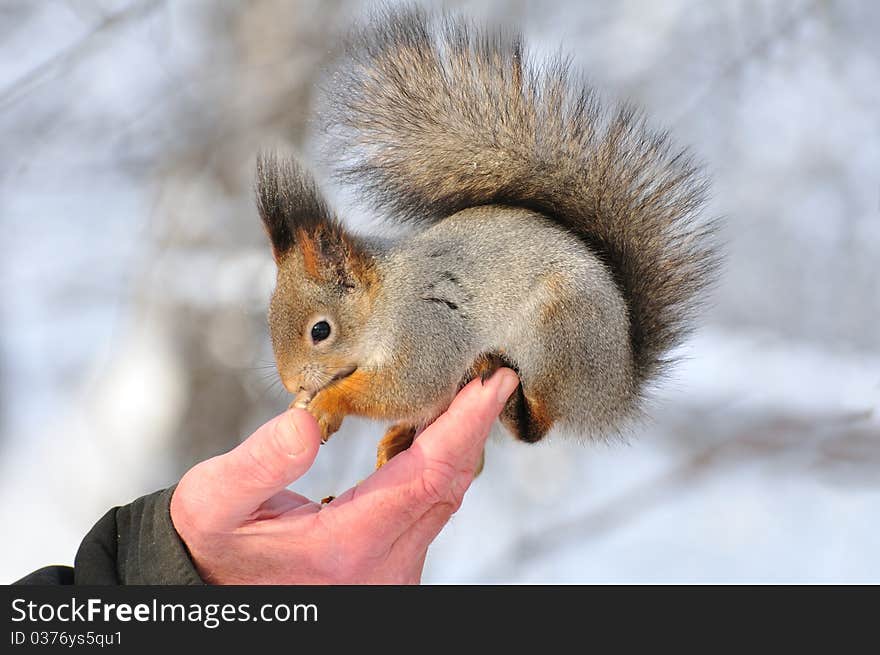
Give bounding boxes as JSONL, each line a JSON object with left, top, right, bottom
{"left": 466, "top": 351, "right": 554, "bottom": 444}
{"left": 376, "top": 423, "right": 418, "bottom": 469}
{"left": 377, "top": 421, "right": 488, "bottom": 478}
{"left": 464, "top": 351, "right": 511, "bottom": 387}
{"left": 499, "top": 379, "right": 554, "bottom": 444}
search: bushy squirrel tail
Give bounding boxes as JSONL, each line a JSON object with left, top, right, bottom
{"left": 321, "top": 6, "right": 719, "bottom": 387}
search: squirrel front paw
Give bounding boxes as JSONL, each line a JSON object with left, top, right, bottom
{"left": 289, "top": 397, "right": 344, "bottom": 443}
{"left": 312, "top": 407, "right": 343, "bottom": 444}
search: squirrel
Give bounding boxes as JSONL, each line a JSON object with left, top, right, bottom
{"left": 255, "top": 7, "right": 718, "bottom": 469}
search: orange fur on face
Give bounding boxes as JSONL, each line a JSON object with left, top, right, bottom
{"left": 295, "top": 225, "right": 378, "bottom": 288}
{"left": 297, "top": 229, "right": 323, "bottom": 280}
{"left": 270, "top": 220, "right": 381, "bottom": 418}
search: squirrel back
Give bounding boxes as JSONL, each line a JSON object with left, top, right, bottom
{"left": 321, "top": 6, "right": 718, "bottom": 390}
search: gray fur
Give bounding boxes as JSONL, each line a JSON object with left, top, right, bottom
{"left": 322, "top": 5, "right": 719, "bottom": 389}
{"left": 260, "top": 6, "right": 718, "bottom": 443}
{"left": 363, "top": 206, "right": 635, "bottom": 434}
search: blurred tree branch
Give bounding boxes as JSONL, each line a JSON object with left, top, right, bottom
{"left": 0, "top": 0, "right": 163, "bottom": 111}
{"left": 672, "top": 0, "right": 821, "bottom": 126}
{"left": 480, "top": 407, "right": 879, "bottom": 580}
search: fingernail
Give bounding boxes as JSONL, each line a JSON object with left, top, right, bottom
{"left": 278, "top": 410, "right": 308, "bottom": 455}
{"left": 491, "top": 369, "right": 519, "bottom": 404}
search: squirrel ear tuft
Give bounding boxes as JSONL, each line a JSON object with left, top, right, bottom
{"left": 255, "top": 152, "right": 335, "bottom": 260}
{"left": 298, "top": 225, "right": 364, "bottom": 290}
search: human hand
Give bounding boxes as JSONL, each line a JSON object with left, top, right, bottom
{"left": 170, "top": 369, "right": 519, "bottom": 584}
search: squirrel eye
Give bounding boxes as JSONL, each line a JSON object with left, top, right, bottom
{"left": 310, "top": 320, "right": 332, "bottom": 343}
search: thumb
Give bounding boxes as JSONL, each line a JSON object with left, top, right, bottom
{"left": 174, "top": 409, "right": 322, "bottom": 530}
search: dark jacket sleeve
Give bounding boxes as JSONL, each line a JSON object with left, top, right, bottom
{"left": 14, "top": 487, "right": 203, "bottom": 585}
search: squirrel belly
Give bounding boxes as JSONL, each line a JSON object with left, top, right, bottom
{"left": 360, "top": 205, "right": 637, "bottom": 439}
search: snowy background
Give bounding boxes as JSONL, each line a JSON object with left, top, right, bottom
{"left": 1, "top": 0, "right": 878, "bottom": 583}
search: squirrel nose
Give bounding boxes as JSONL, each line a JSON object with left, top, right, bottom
{"left": 279, "top": 373, "right": 304, "bottom": 395}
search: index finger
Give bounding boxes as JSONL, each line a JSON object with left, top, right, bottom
{"left": 323, "top": 369, "right": 520, "bottom": 546}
